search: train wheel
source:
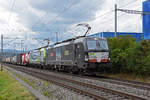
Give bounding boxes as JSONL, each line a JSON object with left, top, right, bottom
{"left": 69, "top": 68, "right": 73, "bottom": 74}
{"left": 79, "top": 69, "right": 85, "bottom": 76}
{"left": 71, "top": 66, "right": 79, "bottom": 74}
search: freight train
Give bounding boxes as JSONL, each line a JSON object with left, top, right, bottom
{"left": 3, "top": 24, "right": 111, "bottom": 75}
{"left": 3, "top": 36, "right": 110, "bottom": 74}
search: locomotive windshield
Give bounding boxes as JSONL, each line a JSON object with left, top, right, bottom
{"left": 98, "top": 40, "right": 109, "bottom": 50}
{"left": 87, "top": 39, "right": 108, "bottom": 51}
{"left": 87, "top": 40, "right": 98, "bottom": 50}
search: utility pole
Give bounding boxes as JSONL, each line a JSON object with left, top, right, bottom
{"left": 56, "top": 32, "right": 58, "bottom": 43}
{"left": 14, "top": 43, "right": 16, "bottom": 56}
{"left": 115, "top": 4, "right": 117, "bottom": 37}
{"left": 23, "top": 48, "right": 24, "bottom": 53}
{"left": 24, "top": 45, "right": 27, "bottom": 53}
{"left": 20, "top": 40, "right": 24, "bottom": 54}
{"left": 44, "top": 38, "right": 50, "bottom": 46}
{"left": 1, "top": 34, "right": 3, "bottom": 71}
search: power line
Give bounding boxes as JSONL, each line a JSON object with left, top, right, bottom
{"left": 3, "top": 0, "right": 141, "bottom": 40}
{"left": 94, "top": 0, "right": 139, "bottom": 21}
{"left": 31, "top": 1, "right": 77, "bottom": 31}
{"left": 44, "top": 0, "right": 141, "bottom": 37}
{"left": 31, "top": 3, "right": 59, "bottom": 30}
{"left": 41, "top": 1, "right": 108, "bottom": 36}
{"left": 117, "top": 8, "right": 150, "bottom": 15}
{"left": 40, "top": 1, "right": 77, "bottom": 31}
{"left": 32, "top": 0, "right": 106, "bottom": 32}
{"left": 5, "top": 0, "right": 139, "bottom": 34}
{"left": 89, "top": 0, "right": 140, "bottom": 33}
{"left": 31, "top": 0, "right": 76, "bottom": 30}
{"left": 3, "top": 0, "right": 17, "bottom": 34}
{"left": 31, "top": 12, "right": 49, "bottom": 29}
{"left": 3, "top": 37, "right": 20, "bottom": 46}
{"left": 94, "top": 10, "right": 114, "bottom": 21}
{"left": 119, "top": 0, "right": 139, "bottom": 8}
{"left": 8, "top": 0, "right": 16, "bottom": 26}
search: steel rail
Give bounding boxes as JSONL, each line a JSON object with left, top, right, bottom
{"left": 6, "top": 65, "right": 147, "bottom": 100}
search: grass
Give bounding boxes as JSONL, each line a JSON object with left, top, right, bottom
{"left": 6, "top": 67, "right": 39, "bottom": 90}
{"left": 102, "top": 73, "right": 150, "bottom": 83}
{"left": 42, "top": 91, "right": 52, "bottom": 98}
{"left": 0, "top": 70, "right": 36, "bottom": 100}
{"left": 0, "top": 65, "right": 3, "bottom": 71}
{"left": 6, "top": 66, "right": 53, "bottom": 99}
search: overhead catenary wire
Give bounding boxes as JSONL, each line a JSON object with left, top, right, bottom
{"left": 9, "top": 0, "right": 141, "bottom": 35}
{"left": 93, "top": 0, "right": 141, "bottom": 32}
{"left": 35, "top": 0, "right": 107, "bottom": 30}
{"left": 99, "top": 6, "right": 142, "bottom": 32}
{"left": 31, "top": 3, "right": 59, "bottom": 30}
{"left": 17, "top": 0, "right": 106, "bottom": 32}
{"left": 41, "top": 1, "right": 77, "bottom": 31}
{"left": 4, "top": 0, "right": 139, "bottom": 33}
{"left": 8, "top": 0, "right": 16, "bottom": 27}
{"left": 31, "top": 0, "right": 76, "bottom": 30}
{"left": 94, "top": 0, "right": 139, "bottom": 21}
{"left": 117, "top": 8, "right": 150, "bottom": 15}
{"left": 3, "top": 0, "right": 143, "bottom": 50}
{"left": 2, "top": 35, "right": 50, "bottom": 50}
{"left": 119, "top": 0, "right": 139, "bottom": 8}
{"left": 43, "top": 0, "right": 139, "bottom": 30}
{"left": 2, "top": 0, "right": 17, "bottom": 33}
{"left": 62, "top": 0, "right": 140, "bottom": 36}
{"left": 9, "top": 1, "right": 77, "bottom": 33}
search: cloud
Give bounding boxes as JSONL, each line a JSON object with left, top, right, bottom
{"left": 0, "top": 0, "right": 144, "bottom": 50}
{"left": 89, "top": 0, "right": 143, "bottom": 34}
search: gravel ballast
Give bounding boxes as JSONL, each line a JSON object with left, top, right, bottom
{"left": 5, "top": 66, "right": 93, "bottom": 100}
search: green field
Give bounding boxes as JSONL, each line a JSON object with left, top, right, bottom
{"left": 0, "top": 70, "right": 36, "bottom": 100}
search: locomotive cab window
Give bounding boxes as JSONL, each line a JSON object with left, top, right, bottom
{"left": 98, "top": 40, "right": 109, "bottom": 50}
{"left": 87, "top": 40, "right": 98, "bottom": 50}
{"left": 86, "top": 38, "right": 108, "bottom": 51}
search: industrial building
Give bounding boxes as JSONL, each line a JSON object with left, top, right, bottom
{"left": 91, "top": 32, "right": 142, "bottom": 42}
{"left": 91, "top": 0, "right": 150, "bottom": 41}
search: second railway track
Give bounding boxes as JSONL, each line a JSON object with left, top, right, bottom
{"left": 5, "top": 64, "right": 148, "bottom": 100}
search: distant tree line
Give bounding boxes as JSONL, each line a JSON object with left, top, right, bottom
{"left": 107, "top": 36, "right": 150, "bottom": 76}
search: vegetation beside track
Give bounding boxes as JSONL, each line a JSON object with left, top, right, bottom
{"left": 101, "top": 73, "right": 150, "bottom": 83}
{"left": 6, "top": 66, "right": 53, "bottom": 99}
{"left": 0, "top": 70, "right": 35, "bottom": 100}
{"left": 107, "top": 36, "right": 150, "bottom": 77}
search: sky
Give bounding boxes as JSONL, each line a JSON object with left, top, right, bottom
{"left": 0, "top": 0, "right": 146, "bottom": 50}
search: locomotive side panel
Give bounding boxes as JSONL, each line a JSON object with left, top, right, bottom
{"left": 12, "top": 56, "right": 17, "bottom": 64}
{"left": 17, "top": 54, "right": 22, "bottom": 65}
{"left": 61, "top": 44, "right": 74, "bottom": 66}
{"left": 40, "top": 48, "right": 46, "bottom": 64}
{"left": 74, "top": 43, "right": 85, "bottom": 68}
{"left": 21, "top": 53, "right": 29, "bottom": 65}
{"left": 29, "top": 50, "right": 41, "bottom": 65}
{"left": 46, "top": 48, "right": 56, "bottom": 65}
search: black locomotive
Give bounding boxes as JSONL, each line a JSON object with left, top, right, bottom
{"left": 46, "top": 36, "right": 110, "bottom": 74}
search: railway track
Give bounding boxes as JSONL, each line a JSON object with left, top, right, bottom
{"left": 52, "top": 71, "right": 150, "bottom": 92}
{"left": 5, "top": 64, "right": 148, "bottom": 100}
{"left": 98, "top": 77, "right": 150, "bottom": 91}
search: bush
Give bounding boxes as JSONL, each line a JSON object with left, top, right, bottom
{"left": 107, "top": 36, "right": 150, "bottom": 76}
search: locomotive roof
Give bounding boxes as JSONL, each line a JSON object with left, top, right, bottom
{"left": 54, "top": 36, "right": 106, "bottom": 48}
